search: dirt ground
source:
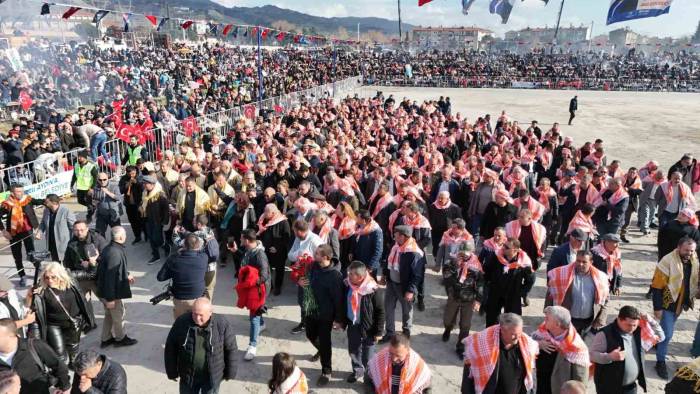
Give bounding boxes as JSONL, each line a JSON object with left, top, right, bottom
{"left": 1, "top": 87, "right": 699, "bottom": 393}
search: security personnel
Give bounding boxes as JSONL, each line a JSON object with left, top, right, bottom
{"left": 71, "top": 150, "right": 98, "bottom": 223}
{"left": 122, "top": 135, "right": 146, "bottom": 166}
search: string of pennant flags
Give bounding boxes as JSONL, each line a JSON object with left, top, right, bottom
{"left": 37, "top": 1, "right": 363, "bottom": 45}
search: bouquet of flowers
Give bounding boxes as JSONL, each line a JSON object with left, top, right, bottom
{"left": 290, "top": 253, "right": 318, "bottom": 318}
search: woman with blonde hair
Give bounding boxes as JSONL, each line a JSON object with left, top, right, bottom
{"left": 333, "top": 201, "right": 357, "bottom": 274}
{"left": 28, "top": 262, "right": 95, "bottom": 367}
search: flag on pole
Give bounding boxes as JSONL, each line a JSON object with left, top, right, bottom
{"left": 276, "top": 32, "right": 285, "bottom": 42}
{"left": 40, "top": 3, "right": 50, "bottom": 15}
{"left": 145, "top": 15, "right": 157, "bottom": 26}
{"left": 251, "top": 27, "right": 258, "bottom": 37}
{"left": 223, "top": 24, "right": 233, "bottom": 36}
{"left": 243, "top": 27, "right": 248, "bottom": 37}
{"left": 261, "top": 28, "right": 270, "bottom": 39}
{"left": 62, "top": 6, "right": 81, "bottom": 19}
{"left": 157, "top": 17, "right": 169, "bottom": 32}
{"left": 181, "top": 20, "right": 194, "bottom": 30}
{"left": 181, "top": 116, "right": 200, "bottom": 137}
{"left": 232, "top": 26, "right": 239, "bottom": 38}
{"left": 462, "top": 0, "right": 478, "bottom": 14}
{"left": 19, "top": 91, "right": 32, "bottom": 112}
{"left": 122, "top": 13, "right": 130, "bottom": 32}
{"left": 489, "top": 0, "right": 515, "bottom": 23}
{"left": 92, "top": 10, "right": 109, "bottom": 24}
{"left": 418, "top": 0, "right": 434, "bottom": 5}
{"left": 606, "top": 0, "right": 673, "bottom": 25}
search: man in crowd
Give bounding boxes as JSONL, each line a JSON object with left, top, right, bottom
{"left": 505, "top": 209, "right": 547, "bottom": 305}
{"left": 92, "top": 172, "right": 122, "bottom": 237}
{"left": 97, "top": 226, "right": 137, "bottom": 348}
{"left": 381, "top": 225, "right": 425, "bottom": 342}
{"left": 479, "top": 189, "right": 517, "bottom": 241}
{"left": 37, "top": 194, "right": 75, "bottom": 262}
{"left": 547, "top": 228, "right": 587, "bottom": 272}
{"left": 71, "top": 150, "right": 98, "bottom": 223}
{"left": 392, "top": 202, "right": 431, "bottom": 311}
{"left": 0, "top": 318, "right": 71, "bottom": 394}
{"left": 178, "top": 177, "right": 211, "bottom": 232}
{"left": 344, "top": 261, "right": 385, "bottom": 385}
{"left": 63, "top": 219, "right": 107, "bottom": 317}
{"left": 119, "top": 165, "right": 144, "bottom": 243}
{"left": 483, "top": 238, "right": 534, "bottom": 326}
{"left": 71, "top": 349, "right": 127, "bottom": 394}
{"left": 237, "top": 229, "right": 270, "bottom": 361}
{"left": 352, "top": 210, "right": 384, "bottom": 280}
{"left": 619, "top": 167, "right": 643, "bottom": 243}
{"left": 173, "top": 214, "right": 220, "bottom": 300}
{"left": 655, "top": 171, "right": 696, "bottom": 228}
{"left": 590, "top": 305, "right": 664, "bottom": 394}
{"left": 141, "top": 175, "right": 171, "bottom": 264}
{"left": 462, "top": 313, "right": 539, "bottom": 394}
{"left": 650, "top": 236, "right": 698, "bottom": 379}
{"left": 158, "top": 234, "right": 208, "bottom": 320}
{"left": 531, "top": 306, "right": 589, "bottom": 394}
{"left": 287, "top": 219, "right": 324, "bottom": 335}
{"left": 568, "top": 95, "right": 577, "bottom": 125}
{"left": 0, "top": 184, "right": 43, "bottom": 287}
{"left": 547, "top": 250, "right": 609, "bottom": 336}
{"left": 427, "top": 190, "right": 462, "bottom": 260}
{"left": 367, "top": 333, "right": 431, "bottom": 394}
{"left": 165, "top": 298, "right": 238, "bottom": 394}
{"left": 299, "top": 244, "right": 344, "bottom": 386}
{"left": 592, "top": 234, "right": 624, "bottom": 294}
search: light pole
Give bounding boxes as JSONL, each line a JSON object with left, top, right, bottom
{"left": 552, "top": 0, "right": 566, "bottom": 53}
{"left": 397, "top": 0, "right": 403, "bottom": 49}
{"left": 357, "top": 23, "right": 360, "bottom": 42}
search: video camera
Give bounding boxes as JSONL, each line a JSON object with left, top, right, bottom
{"left": 149, "top": 286, "right": 173, "bottom": 306}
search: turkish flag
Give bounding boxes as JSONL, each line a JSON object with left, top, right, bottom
{"left": 111, "top": 99, "right": 124, "bottom": 128}
{"left": 181, "top": 20, "right": 194, "bottom": 30}
{"left": 276, "top": 32, "right": 285, "bottom": 42}
{"left": 145, "top": 15, "right": 157, "bottom": 26}
{"left": 62, "top": 7, "right": 81, "bottom": 19}
{"left": 181, "top": 116, "right": 200, "bottom": 137}
{"left": 223, "top": 24, "right": 233, "bottom": 36}
{"left": 116, "top": 124, "right": 138, "bottom": 143}
{"left": 18, "top": 91, "right": 32, "bottom": 112}
{"left": 273, "top": 104, "right": 284, "bottom": 113}
{"left": 243, "top": 105, "right": 256, "bottom": 120}
{"left": 261, "top": 29, "right": 270, "bottom": 39}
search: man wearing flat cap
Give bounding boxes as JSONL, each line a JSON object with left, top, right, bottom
{"left": 379, "top": 225, "right": 425, "bottom": 343}
{"left": 548, "top": 228, "right": 587, "bottom": 272}
{"left": 140, "top": 175, "right": 170, "bottom": 264}
{"left": 592, "top": 234, "right": 623, "bottom": 295}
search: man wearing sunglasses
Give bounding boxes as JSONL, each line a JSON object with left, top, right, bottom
{"left": 92, "top": 173, "right": 122, "bottom": 237}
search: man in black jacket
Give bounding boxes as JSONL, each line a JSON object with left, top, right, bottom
{"left": 0, "top": 319, "right": 71, "bottom": 394}
{"left": 158, "top": 234, "right": 208, "bottom": 321}
{"left": 568, "top": 95, "right": 577, "bottom": 125}
{"left": 165, "top": 297, "right": 238, "bottom": 394}
{"left": 96, "top": 226, "right": 137, "bottom": 348}
{"left": 71, "top": 349, "right": 127, "bottom": 394}
{"left": 344, "top": 261, "right": 385, "bottom": 385}
{"left": 142, "top": 175, "right": 171, "bottom": 264}
{"left": 64, "top": 220, "right": 108, "bottom": 304}
{"left": 299, "top": 244, "right": 345, "bottom": 387}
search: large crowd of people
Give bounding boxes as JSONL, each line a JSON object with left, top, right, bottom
{"left": 0, "top": 36, "right": 698, "bottom": 394}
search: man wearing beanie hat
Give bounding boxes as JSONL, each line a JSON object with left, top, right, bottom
{"left": 379, "top": 225, "right": 425, "bottom": 343}
{"left": 441, "top": 242, "right": 484, "bottom": 357}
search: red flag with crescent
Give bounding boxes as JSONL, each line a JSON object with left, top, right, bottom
{"left": 181, "top": 116, "right": 200, "bottom": 137}
{"left": 19, "top": 91, "right": 33, "bottom": 111}
{"left": 243, "top": 105, "right": 256, "bottom": 119}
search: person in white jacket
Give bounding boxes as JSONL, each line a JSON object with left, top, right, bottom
{"left": 287, "top": 219, "right": 324, "bottom": 335}
{"left": 0, "top": 275, "right": 35, "bottom": 338}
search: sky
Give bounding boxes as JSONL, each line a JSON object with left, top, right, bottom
{"left": 212, "top": 0, "right": 700, "bottom": 38}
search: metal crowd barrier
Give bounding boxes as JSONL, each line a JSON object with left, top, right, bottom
{"left": 0, "top": 75, "right": 363, "bottom": 192}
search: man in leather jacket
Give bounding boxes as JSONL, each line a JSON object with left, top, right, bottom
{"left": 71, "top": 349, "right": 127, "bottom": 394}
{"left": 63, "top": 220, "right": 108, "bottom": 310}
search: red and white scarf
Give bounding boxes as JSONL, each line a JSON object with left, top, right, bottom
{"left": 463, "top": 325, "right": 538, "bottom": 394}
{"left": 481, "top": 237, "right": 503, "bottom": 254}
{"left": 256, "top": 212, "right": 287, "bottom": 236}
{"left": 566, "top": 210, "right": 598, "bottom": 236}
{"left": 368, "top": 347, "right": 431, "bottom": 394}
{"left": 531, "top": 323, "right": 590, "bottom": 367}
{"left": 661, "top": 181, "right": 696, "bottom": 207}
{"left": 439, "top": 229, "right": 474, "bottom": 247}
{"left": 345, "top": 274, "right": 378, "bottom": 325}
{"left": 505, "top": 220, "right": 547, "bottom": 257}
{"left": 370, "top": 192, "right": 394, "bottom": 219}
{"left": 313, "top": 218, "right": 333, "bottom": 243}
{"left": 495, "top": 248, "right": 533, "bottom": 272}
{"left": 547, "top": 263, "right": 609, "bottom": 306}
{"left": 356, "top": 220, "right": 381, "bottom": 240}
{"left": 387, "top": 238, "right": 424, "bottom": 271}
{"left": 457, "top": 253, "right": 483, "bottom": 283}
{"left": 333, "top": 214, "right": 357, "bottom": 240}
{"left": 592, "top": 242, "right": 622, "bottom": 278}
{"left": 432, "top": 197, "right": 452, "bottom": 210}
{"left": 514, "top": 197, "right": 545, "bottom": 222}
{"left": 536, "top": 185, "right": 556, "bottom": 211}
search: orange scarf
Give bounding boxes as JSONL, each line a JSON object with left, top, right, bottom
{"left": 624, "top": 174, "right": 643, "bottom": 192}
{"left": 495, "top": 248, "right": 533, "bottom": 272}
{"left": 536, "top": 185, "right": 556, "bottom": 211}
{"left": 592, "top": 243, "right": 622, "bottom": 279}
{"left": 370, "top": 192, "right": 394, "bottom": 219}
{"left": 333, "top": 215, "right": 357, "bottom": 240}
{"left": 440, "top": 229, "right": 473, "bottom": 247}
{"left": 531, "top": 323, "right": 589, "bottom": 367}
{"left": 356, "top": 220, "right": 381, "bottom": 239}
{"left": 566, "top": 210, "right": 598, "bottom": 236}
{"left": 1, "top": 195, "right": 32, "bottom": 236}
{"left": 639, "top": 316, "right": 662, "bottom": 351}
{"left": 661, "top": 181, "right": 695, "bottom": 205}
{"left": 606, "top": 187, "right": 629, "bottom": 206}
{"left": 404, "top": 213, "right": 431, "bottom": 230}
{"left": 458, "top": 253, "right": 483, "bottom": 283}
{"left": 345, "top": 274, "right": 378, "bottom": 325}
{"left": 514, "top": 197, "right": 545, "bottom": 221}
{"left": 432, "top": 198, "right": 452, "bottom": 210}
{"left": 572, "top": 185, "right": 601, "bottom": 207}
{"left": 388, "top": 238, "right": 424, "bottom": 271}
{"left": 368, "top": 347, "right": 431, "bottom": 394}
{"left": 481, "top": 237, "right": 503, "bottom": 253}
{"left": 547, "top": 263, "right": 609, "bottom": 306}
{"left": 505, "top": 220, "right": 547, "bottom": 257}
{"left": 463, "top": 325, "right": 538, "bottom": 394}
{"left": 256, "top": 212, "right": 287, "bottom": 236}
{"left": 313, "top": 218, "right": 333, "bottom": 243}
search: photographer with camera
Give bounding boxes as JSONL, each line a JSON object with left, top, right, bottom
{"left": 26, "top": 262, "right": 95, "bottom": 368}
{"left": 157, "top": 234, "right": 208, "bottom": 320}
{"left": 172, "top": 215, "right": 219, "bottom": 300}
{"left": 63, "top": 221, "right": 108, "bottom": 304}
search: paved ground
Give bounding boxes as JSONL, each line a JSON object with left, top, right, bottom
{"left": 1, "top": 87, "right": 699, "bottom": 393}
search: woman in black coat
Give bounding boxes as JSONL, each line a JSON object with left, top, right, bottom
{"left": 29, "top": 262, "right": 96, "bottom": 367}
{"left": 257, "top": 203, "right": 292, "bottom": 295}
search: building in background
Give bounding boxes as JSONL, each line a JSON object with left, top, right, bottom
{"left": 411, "top": 26, "right": 493, "bottom": 51}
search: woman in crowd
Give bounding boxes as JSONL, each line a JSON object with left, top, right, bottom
{"left": 268, "top": 352, "right": 308, "bottom": 394}
{"left": 258, "top": 203, "right": 292, "bottom": 296}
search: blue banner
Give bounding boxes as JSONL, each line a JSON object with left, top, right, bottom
{"left": 489, "top": 0, "right": 515, "bottom": 24}
{"left": 607, "top": 0, "right": 673, "bottom": 25}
